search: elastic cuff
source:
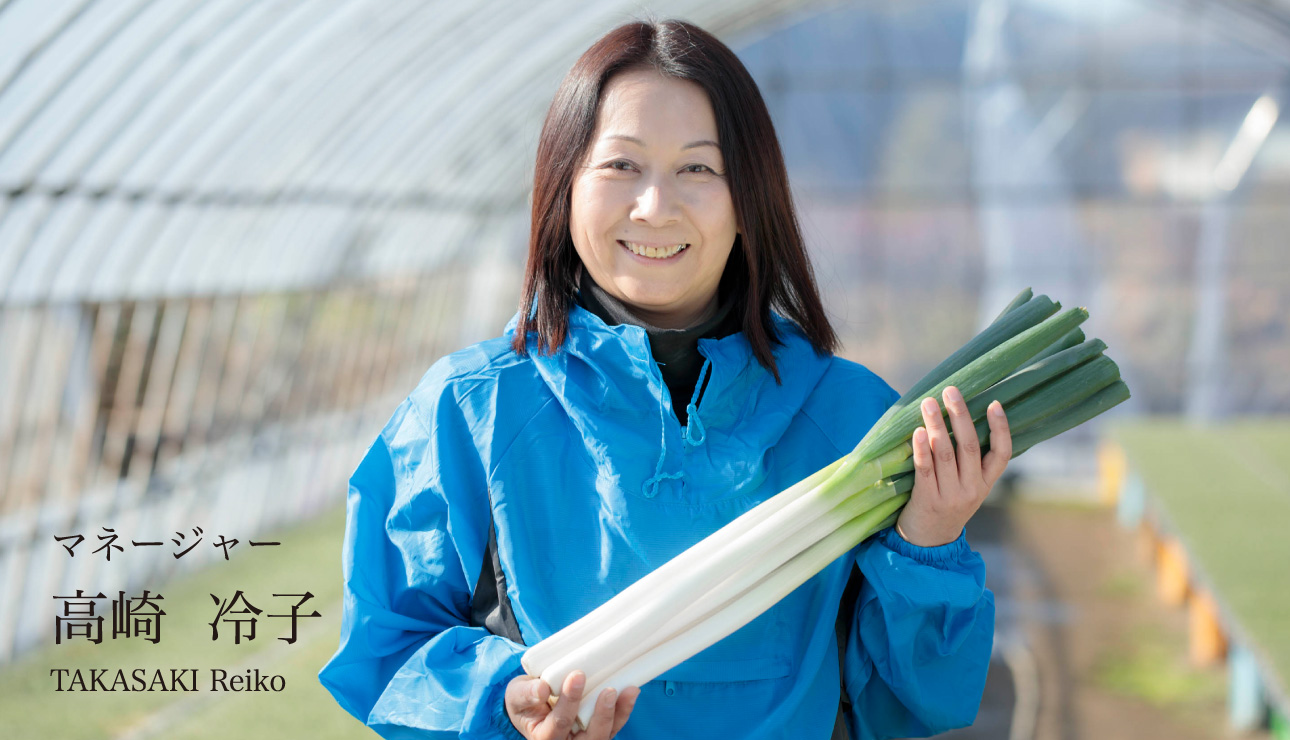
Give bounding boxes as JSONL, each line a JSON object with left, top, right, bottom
{"left": 880, "top": 526, "right": 970, "bottom": 567}
{"left": 492, "top": 668, "right": 528, "bottom": 740}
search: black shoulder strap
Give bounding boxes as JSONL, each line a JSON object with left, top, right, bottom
{"left": 469, "top": 516, "right": 526, "bottom": 645}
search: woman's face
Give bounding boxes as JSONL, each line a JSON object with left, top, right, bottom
{"left": 569, "top": 68, "right": 738, "bottom": 330}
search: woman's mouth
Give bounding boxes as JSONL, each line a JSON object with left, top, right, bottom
{"left": 618, "top": 240, "right": 689, "bottom": 260}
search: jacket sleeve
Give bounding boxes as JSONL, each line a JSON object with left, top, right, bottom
{"left": 318, "top": 389, "right": 527, "bottom": 740}
{"left": 842, "top": 527, "right": 995, "bottom": 740}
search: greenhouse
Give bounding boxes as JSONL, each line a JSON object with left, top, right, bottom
{"left": 0, "top": 1, "right": 1287, "bottom": 738}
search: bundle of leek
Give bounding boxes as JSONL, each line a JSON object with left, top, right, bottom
{"left": 520, "top": 289, "right": 1130, "bottom": 729}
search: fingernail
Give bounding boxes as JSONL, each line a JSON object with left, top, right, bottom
{"left": 922, "top": 398, "right": 937, "bottom": 414}
{"left": 990, "top": 401, "right": 1004, "bottom": 417}
{"left": 601, "top": 689, "right": 617, "bottom": 706}
{"left": 570, "top": 672, "right": 585, "bottom": 692}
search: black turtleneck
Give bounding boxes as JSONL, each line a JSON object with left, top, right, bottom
{"left": 575, "top": 268, "right": 741, "bottom": 425}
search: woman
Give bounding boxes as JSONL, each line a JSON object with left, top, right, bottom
{"left": 320, "top": 19, "right": 1009, "bottom": 740}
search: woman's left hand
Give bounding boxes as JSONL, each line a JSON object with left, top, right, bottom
{"left": 895, "top": 386, "right": 1012, "bottom": 548}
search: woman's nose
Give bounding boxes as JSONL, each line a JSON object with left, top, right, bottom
{"left": 630, "top": 179, "right": 680, "bottom": 226}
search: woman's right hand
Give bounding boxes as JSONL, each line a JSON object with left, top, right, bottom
{"left": 505, "top": 671, "right": 639, "bottom": 739}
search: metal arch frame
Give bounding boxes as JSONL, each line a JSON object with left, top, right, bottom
{"left": 0, "top": 0, "right": 835, "bottom": 306}
{"left": 381, "top": 0, "right": 837, "bottom": 265}
{"left": 0, "top": 194, "right": 52, "bottom": 295}
{"left": 127, "top": 0, "right": 370, "bottom": 191}
{"left": 311, "top": 0, "right": 656, "bottom": 211}
{"left": 304, "top": 0, "right": 578, "bottom": 195}
{"left": 163, "top": 2, "right": 479, "bottom": 292}
{"left": 2, "top": 0, "right": 1290, "bottom": 304}
{"left": 48, "top": 197, "right": 133, "bottom": 302}
{"left": 271, "top": 0, "right": 524, "bottom": 198}
{"left": 181, "top": 0, "right": 457, "bottom": 195}
{"left": 0, "top": 0, "right": 96, "bottom": 102}
{"left": 352, "top": 0, "right": 834, "bottom": 209}
{"left": 0, "top": 0, "right": 269, "bottom": 303}
{"left": 73, "top": 2, "right": 282, "bottom": 190}
{"left": 110, "top": 0, "right": 590, "bottom": 301}
{"left": 370, "top": 0, "right": 820, "bottom": 221}
{"left": 2, "top": 0, "right": 835, "bottom": 304}
{"left": 87, "top": 2, "right": 320, "bottom": 189}
{"left": 194, "top": 0, "right": 433, "bottom": 193}
{"left": 2, "top": 0, "right": 482, "bottom": 302}
{"left": 128, "top": 201, "right": 213, "bottom": 298}
{"left": 324, "top": 0, "right": 743, "bottom": 196}
{"left": 0, "top": 0, "right": 205, "bottom": 185}
{"left": 41, "top": 0, "right": 263, "bottom": 184}
{"left": 0, "top": 0, "right": 160, "bottom": 165}
{"left": 5, "top": 195, "right": 95, "bottom": 303}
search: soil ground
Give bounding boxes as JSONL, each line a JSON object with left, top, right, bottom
{"left": 946, "top": 497, "right": 1271, "bottom": 740}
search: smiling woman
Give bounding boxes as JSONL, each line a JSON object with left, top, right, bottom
{"left": 568, "top": 68, "right": 738, "bottom": 329}
{"left": 514, "top": 21, "right": 838, "bottom": 381}
{"left": 320, "top": 18, "right": 1000, "bottom": 740}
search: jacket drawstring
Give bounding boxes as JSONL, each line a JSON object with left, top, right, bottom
{"left": 684, "top": 404, "right": 706, "bottom": 446}
{"left": 684, "top": 360, "right": 712, "bottom": 447}
{"left": 643, "top": 390, "right": 682, "bottom": 498}
{"left": 644, "top": 359, "right": 712, "bottom": 497}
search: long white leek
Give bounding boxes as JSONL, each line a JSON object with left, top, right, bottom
{"left": 519, "top": 457, "right": 845, "bottom": 674}
{"left": 575, "top": 477, "right": 906, "bottom": 694}
{"left": 536, "top": 448, "right": 908, "bottom": 695}
{"left": 571, "top": 494, "right": 908, "bottom": 729}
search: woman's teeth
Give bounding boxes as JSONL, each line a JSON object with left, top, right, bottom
{"left": 621, "top": 241, "right": 688, "bottom": 259}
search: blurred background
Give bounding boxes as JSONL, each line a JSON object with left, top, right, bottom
{"left": 0, "top": 0, "right": 1287, "bottom": 738}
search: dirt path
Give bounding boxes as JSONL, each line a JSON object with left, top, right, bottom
{"left": 973, "top": 498, "right": 1262, "bottom": 740}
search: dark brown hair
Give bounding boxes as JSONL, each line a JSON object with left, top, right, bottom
{"left": 512, "top": 19, "right": 837, "bottom": 381}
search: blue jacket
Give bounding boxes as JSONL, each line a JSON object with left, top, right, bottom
{"left": 319, "top": 305, "right": 995, "bottom": 740}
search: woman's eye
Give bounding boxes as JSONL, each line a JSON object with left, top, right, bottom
{"left": 607, "top": 160, "right": 636, "bottom": 171}
{"left": 683, "top": 164, "right": 717, "bottom": 175}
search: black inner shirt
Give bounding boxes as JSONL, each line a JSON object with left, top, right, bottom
{"left": 574, "top": 267, "right": 741, "bottom": 426}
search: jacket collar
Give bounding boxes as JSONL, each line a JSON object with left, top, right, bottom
{"left": 504, "top": 306, "right": 833, "bottom": 500}
{"left": 504, "top": 304, "right": 758, "bottom": 414}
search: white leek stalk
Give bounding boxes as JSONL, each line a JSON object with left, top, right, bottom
{"left": 569, "top": 493, "right": 908, "bottom": 729}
